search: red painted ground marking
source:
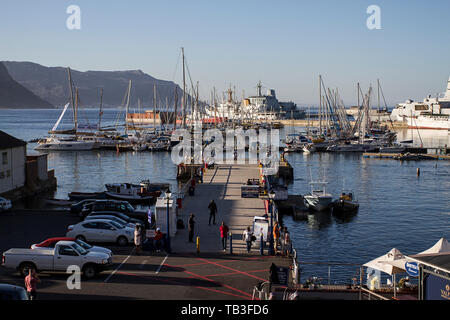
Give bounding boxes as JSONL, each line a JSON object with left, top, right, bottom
{"left": 115, "top": 271, "right": 250, "bottom": 300}
{"left": 196, "top": 258, "right": 267, "bottom": 282}
{"left": 204, "top": 269, "right": 269, "bottom": 278}
{"left": 164, "top": 259, "right": 250, "bottom": 268}
{"left": 184, "top": 270, "right": 256, "bottom": 299}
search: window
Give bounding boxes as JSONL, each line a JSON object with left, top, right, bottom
{"left": 2, "top": 152, "right": 7, "bottom": 165}
{"left": 6, "top": 170, "right": 10, "bottom": 177}
{"left": 97, "top": 222, "right": 113, "bottom": 230}
{"left": 0, "top": 172, "right": 4, "bottom": 179}
{"left": 82, "top": 222, "right": 97, "bottom": 229}
{"left": 58, "top": 246, "right": 78, "bottom": 256}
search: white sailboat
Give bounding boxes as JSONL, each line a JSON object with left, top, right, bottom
{"left": 35, "top": 102, "right": 97, "bottom": 151}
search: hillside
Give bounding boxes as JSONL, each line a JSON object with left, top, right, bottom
{"left": 2, "top": 61, "right": 186, "bottom": 109}
{"left": 0, "top": 62, "right": 54, "bottom": 109}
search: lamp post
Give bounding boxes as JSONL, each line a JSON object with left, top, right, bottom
{"left": 165, "top": 190, "right": 172, "bottom": 254}
{"left": 268, "top": 191, "right": 276, "bottom": 256}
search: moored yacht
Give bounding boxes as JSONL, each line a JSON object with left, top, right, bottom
{"left": 304, "top": 181, "right": 333, "bottom": 212}
{"left": 35, "top": 136, "right": 97, "bottom": 151}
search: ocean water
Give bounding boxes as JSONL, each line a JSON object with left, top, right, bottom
{"left": 1, "top": 108, "right": 449, "bottom": 284}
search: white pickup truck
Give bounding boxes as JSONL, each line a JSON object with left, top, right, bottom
{"left": 1, "top": 240, "right": 112, "bottom": 279}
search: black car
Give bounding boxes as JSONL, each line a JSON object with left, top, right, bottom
{"left": 81, "top": 200, "right": 147, "bottom": 221}
{"left": 86, "top": 211, "right": 144, "bottom": 226}
{"left": 70, "top": 199, "right": 98, "bottom": 215}
{"left": 0, "top": 284, "right": 29, "bottom": 300}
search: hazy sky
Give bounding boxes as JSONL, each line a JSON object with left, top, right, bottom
{"left": 1, "top": 0, "right": 449, "bottom": 106}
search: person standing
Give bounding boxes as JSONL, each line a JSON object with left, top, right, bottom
{"left": 220, "top": 221, "right": 229, "bottom": 251}
{"left": 273, "top": 222, "right": 280, "bottom": 255}
{"left": 24, "top": 269, "right": 40, "bottom": 300}
{"left": 134, "top": 224, "right": 142, "bottom": 255}
{"left": 242, "top": 226, "right": 253, "bottom": 253}
{"left": 188, "top": 214, "right": 195, "bottom": 243}
{"left": 283, "top": 227, "right": 291, "bottom": 256}
{"left": 208, "top": 200, "right": 218, "bottom": 225}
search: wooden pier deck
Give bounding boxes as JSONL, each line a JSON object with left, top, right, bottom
{"left": 172, "top": 164, "right": 271, "bottom": 254}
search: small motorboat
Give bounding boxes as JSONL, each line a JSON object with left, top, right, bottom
{"left": 105, "top": 180, "right": 169, "bottom": 202}
{"left": 45, "top": 198, "right": 74, "bottom": 206}
{"left": 303, "top": 181, "right": 333, "bottom": 212}
{"left": 68, "top": 192, "right": 107, "bottom": 201}
{"left": 331, "top": 192, "right": 359, "bottom": 215}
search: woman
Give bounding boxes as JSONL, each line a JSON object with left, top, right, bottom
{"left": 134, "top": 225, "right": 142, "bottom": 255}
{"left": 24, "top": 269, "right": 40, "bottom": 300}
{"left": 242, "top": 226, "right": 253, "bottom": 253}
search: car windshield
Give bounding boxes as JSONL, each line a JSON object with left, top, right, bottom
{"left": 75, "top": 239, "right": 93, "bottom": 250}
{"left": 71, "top": 242, "right": 89, "bottom": 255}
{"left": 110, "top": 220, "right": 125, "bottom": 229}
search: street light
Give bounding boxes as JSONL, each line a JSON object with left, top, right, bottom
{"left": 165, "top": 190, "right": 172, "bottom": 254}
{"left": 268, "top": 190, "right": 276, "bottom": 256}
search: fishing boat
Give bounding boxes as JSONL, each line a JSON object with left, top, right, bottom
{"left": 45, "top": 198, "right": 74, "bottom": 206}
{"left": 104, "top": 180, "right": 169, "bottom": 202}
{"left": 303, "top": 181, "right": 333, "bottom": 212}
{"left": 68, "top": 192, "right": 107, "bottom": 201}
{"left": 331, "top": 192, "right": 359, "bottom": 215}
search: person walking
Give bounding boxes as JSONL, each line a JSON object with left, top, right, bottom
{"left": 208, "top": 200, "right": 217, "bottom": 225}
{"left": 24, "top": 269, "right": 40, "bottom": 300}
{"left": 134, "top": 224, "right": 143, "bottom": 255}
{"left": 273, "top": 222, "right": 280, "bottom": 255}
{"left": 219, "top": 221, "right": 229, "bottom": 251}
{"left": 242, "top": 226, "right": 253, "bottom": 253}
{"left": 188, "top": 214, "right": 195, "bottom": 243}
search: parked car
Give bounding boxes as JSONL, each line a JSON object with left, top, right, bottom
{"left": 31, "top": 237, "right": 112, "bottom": 257}
{"left": 0, "top": 197, "right": 12, "bottom": 212}
{"left": 84, "top": 214, "right": 136, "bottom": 229}
{"left": 66, "top": 219, "right": 134, "bottom": 246}
{"left": 81, "top": 200, "right": 147, "bottom": 221}
{"left": 2, "top": 241, "right": 112, "bottom": 279}
{"left": 70, "top": 199, "right": 97, "bottom": 215}
{"left": 86, "top": 211, "right": 143, "bottom": 225}
{"left": 0, "top": 284, "right": 29, "bottom": 300}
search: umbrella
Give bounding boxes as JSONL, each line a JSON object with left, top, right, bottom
{"left": 363, "top": 248, "right": 406, "bottom": 298}
{"left": 363, "top": 248, "right": 406, "bottom": 275}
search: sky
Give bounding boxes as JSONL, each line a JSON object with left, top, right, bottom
{"left": 1, "top": 0, "right": 450, "bottom": 106}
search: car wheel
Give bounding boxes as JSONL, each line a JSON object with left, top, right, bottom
{"left": 76, "top": 235, "right": 86, "bottom": 242}
{"left": 19, "top": 262, "right": 37, "bottom": 277}
{"left": 117, "top": 236, "right": 128, "bottom": 246}
{"left": 82, "top": 264, "right": 97, "bottom": 279}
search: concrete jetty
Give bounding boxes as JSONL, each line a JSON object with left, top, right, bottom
{"left": 172, "top": 164, "right": 269, "bottom": 254}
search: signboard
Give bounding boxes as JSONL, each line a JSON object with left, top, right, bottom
{"left": 405, "top": 261, "right": 419, "bottom": 278}
{"left": 253, "top": 218, "right": 269, "bottom": 242}
{"left": 424, "top": 274, "right": 450, "bottom": 300}
{"left": 275, "top": 267, "right": 289, "bottom": 286}
{"left": 241, "top": 185, "right": 260, "bottom": 198}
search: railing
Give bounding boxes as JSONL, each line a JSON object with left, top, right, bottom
{"left": 359, "top": 287, "right": 389, "bottom": 300}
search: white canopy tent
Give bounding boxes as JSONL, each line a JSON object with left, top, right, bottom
{"left": 416, "top": 238, "right": 450, "bottom": 256}
{"left": 363, "top": 248, "right": 406, "bottom": 298}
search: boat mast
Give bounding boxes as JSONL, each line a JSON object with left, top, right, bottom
{"left": 98, "top": 88, "right": 103, "bottom": 132}
{"left": 125, "top": 80, "right": 131, "bottom": 136}
{"left": 67, "top": 68, "right": 76, "bottom": 134}
{"left": 182, "top": 47, "right": 186, "bottom": 129}
{"left": 173, "top": 86, "right": 178, "bottom": 130}
{"left": 153, "top": 83, "right": 157, "bottom": 131}
{"left": 319, "top": 75, "right": 322, "bottom": 136}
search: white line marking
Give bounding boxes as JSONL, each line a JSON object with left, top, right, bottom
{"left": 155, "top": 255, "right": 169, "bottom": 274}
{"left": 104, "top": 248, "right": 135, "bottom": 283}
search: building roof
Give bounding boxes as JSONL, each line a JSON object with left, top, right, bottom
{"left": 0, "top": 130, "right": 26, "bottom": 149}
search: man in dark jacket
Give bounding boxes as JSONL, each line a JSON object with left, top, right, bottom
{"left": 208, "top": 200, "right": 217, "bottom": 225}
{"left": 188, "top": 214, "right": 195, "bottom": 243}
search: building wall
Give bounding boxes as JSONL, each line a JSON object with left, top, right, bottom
{"left": 0, "top": 146, "right": 26, "bottom": 194}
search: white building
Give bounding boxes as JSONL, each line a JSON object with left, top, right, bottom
{"left": 0, "top": 130, "right": 26, "bottom": 194}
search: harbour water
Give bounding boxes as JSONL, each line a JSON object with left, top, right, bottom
{"left": 1, "top": 108, "right": 449, "bottom": 284}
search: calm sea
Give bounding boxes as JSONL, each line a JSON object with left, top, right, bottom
{"left": 1, "top": 108, "right": 449, "bottom": 283}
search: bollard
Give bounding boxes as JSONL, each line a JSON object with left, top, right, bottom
{"left": 417, "top": 168, "right": 420, "bottom": 176}
{"left": 260, "top": 234, "right": 264, "bottom": 255}
{"left": 196, "top": 236, "right": 200, "bottom": 255}
{"left": 229, "top": 232, "right": 233, "bottom": 254}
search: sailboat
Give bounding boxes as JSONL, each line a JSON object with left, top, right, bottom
{"left": 35, "top": 103, "right": 97, "bottom": 151}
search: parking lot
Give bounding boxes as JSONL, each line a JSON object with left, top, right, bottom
{"left": 0, "top": 210, "right": 288, "bottom": 300}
